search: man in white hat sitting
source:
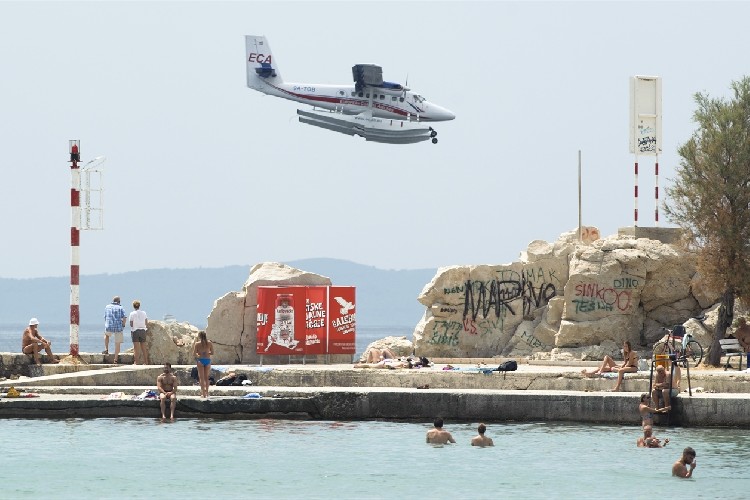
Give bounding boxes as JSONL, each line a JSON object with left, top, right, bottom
{"left": 22, "top": 318, "right": 58, "bottom": 365}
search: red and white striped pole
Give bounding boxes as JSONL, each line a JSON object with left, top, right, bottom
{"left": 654, "top": 154, "right": 659, "bottom": 225}
{"left": 69, "top": 140, "right": 81, "bottom": 357}
{"left": 634, "top": 157, "right": 639, "bottom": 226}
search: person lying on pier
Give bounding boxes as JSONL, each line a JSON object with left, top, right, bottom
{"left": 22, "top": 318, "right": 58, "bottom": 365}
{"left": 581, "top": 341, "right": 638, "bottom": 391}
{"left": 637, "top": 425, "right": 669, "bottom": 448}
{"left": 357, "top": 347, "right": 396, "bottom": 364}
{"left": 353, "top": 356, "right": 407, "bottom": 369}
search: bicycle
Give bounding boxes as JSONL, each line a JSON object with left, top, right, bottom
{"left": 652, "top": 325, "right": 704, "bottom": 368}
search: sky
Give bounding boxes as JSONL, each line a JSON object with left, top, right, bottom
{"left": 2, "top": 1, "right": 749, "bottom": 279}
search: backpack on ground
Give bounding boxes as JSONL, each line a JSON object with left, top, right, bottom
{"left": 495, "top": 360, "right": 518, "bottom": 372}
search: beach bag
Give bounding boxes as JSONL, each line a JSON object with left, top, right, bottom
{"left": 672, "top": 324, "right": 686, "bottom": 338}
{"left": 495, "top": 360, "right": 518, "bottom": 372}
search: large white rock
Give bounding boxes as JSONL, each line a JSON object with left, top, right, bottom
{"left": 202, "top": 262, "right": 333, "bottom": 364}
{"left": 359, "top": 336, "right": 413, "bottom": 362}
{"left": 205, "top": 292, "right": 246, "bottom": 363}
{"left": 414, "top": 237, "right": 573, "bottom": 358}
{"left": 144, "top": 321, "right": 200, "bottom": 365}
{"left": 413, "top": 227, "right": 709, "bottom": 360}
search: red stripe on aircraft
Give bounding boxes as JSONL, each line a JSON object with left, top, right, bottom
{"left": 269, "top": 83, "right": 412, "bottom": 118}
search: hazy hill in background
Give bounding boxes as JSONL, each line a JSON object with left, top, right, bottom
{"left": 0, "top": 259, "right": 435, "bottom": 329}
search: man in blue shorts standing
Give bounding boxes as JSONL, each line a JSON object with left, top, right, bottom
{"left": 104, "top": 296, "right": 126, "bottom": 363}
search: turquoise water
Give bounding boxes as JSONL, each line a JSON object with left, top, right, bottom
{"left": 1, "top": 419, "right": 748, "bottom": 499}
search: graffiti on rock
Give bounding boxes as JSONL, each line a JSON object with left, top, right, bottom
{"left": 462, "top": 277, "right": 557, "bottom": 321}
{"left": 572, "top": 279, "right": 636, "bottom": 313}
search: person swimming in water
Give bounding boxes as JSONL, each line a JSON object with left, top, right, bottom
{"left": 426, "top": 417, "right": 456, "bottom": 445}
{"left": 192, "top": 331, "right": 213, "bottom": 398}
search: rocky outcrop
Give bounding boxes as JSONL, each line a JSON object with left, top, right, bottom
{"left": 132, "top": 263, "right": 338, "bottom": 365}
{"left": 413, "top": 227, "right": 723, "bottom": 359}
{"left": 143, "top": 321, "right": 200, "bottom": 365}
{"left": 358, "top": 336, "right": 413, "bottom": 362}
{"left": 205, "top": 262, "right": 333, "bottom": 364}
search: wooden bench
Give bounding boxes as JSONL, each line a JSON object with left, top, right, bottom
{"left": 720, "top": 338, "right": 745, "bottom": 371}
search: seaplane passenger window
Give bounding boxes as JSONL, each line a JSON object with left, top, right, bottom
{"left": 380, "top": 95, "right": 385, "bottom": 100}
{"left": 366, "top": 93, "right": 370, "bottom": 98}
{"left": 391, "top": 96, "right": 397, "bottom": 101}
{"left": 339, "top": 91, "right": 344, "bottom": 96}
{"left": 358, "top": 92, "right": 363, "bottom": 97}
{"left": 351, "top": 92, "right": 356, "bottom": 97}
{"left": 399, "top": 97, "right": 404, "bottom": 102}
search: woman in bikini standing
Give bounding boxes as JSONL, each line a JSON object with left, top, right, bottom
{"left": 582, "top": 340, "right": 639, "bottom": 391}
{"left": 193, "top": 331, "right": 213, "bottom": 398}
{"left": 638, "top": 393, "right": 666, "bottom": 428}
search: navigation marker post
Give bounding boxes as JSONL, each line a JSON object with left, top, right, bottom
{"left": 63, "top": 141, "right": 105, "bottom": 364}
{"left": 629, "top": 76, "right": 662, "bottom": 227}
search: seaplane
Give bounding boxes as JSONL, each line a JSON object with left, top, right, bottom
{"left": 245, "top": 35, "right": 455, "bottom": 144}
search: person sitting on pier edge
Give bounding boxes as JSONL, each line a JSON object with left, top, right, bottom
{"left": 733, "top": 317, "right": 750, "bottom": 371}
{"left": 157, "top": 363, "right": 178, "bottom": 422}
{"left": 653, "top": 362, "right": 681, "bottom": 411}
{"left": 581, "top": 341, "right": 638, "bottom": 391}
{"left": 22, "top": 318, "right": 58, "bottom": 365}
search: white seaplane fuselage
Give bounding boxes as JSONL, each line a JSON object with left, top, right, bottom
{"left": 256, "top": 80, "right": 455, "bottom": 122}
{"left": 245, "top": 35, "right": 454, "bottom": 144}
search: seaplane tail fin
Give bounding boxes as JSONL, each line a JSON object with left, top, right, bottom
{"left": 245, "top": 35, "right": 283, "bottom": 90}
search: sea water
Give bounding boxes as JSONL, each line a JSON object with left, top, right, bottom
{"left": 0, "top": 419, "right": 748, "bottom": 499}
{"left": 0, "top": 323, "right": 409, "bottom": 358}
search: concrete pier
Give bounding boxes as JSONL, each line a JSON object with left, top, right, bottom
{"left": 1, "top": 354, "right": 749, "bottom": 426}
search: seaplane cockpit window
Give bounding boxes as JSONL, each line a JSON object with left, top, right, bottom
{"left": 414, "top": 95, "right": 426, "bottom": 103}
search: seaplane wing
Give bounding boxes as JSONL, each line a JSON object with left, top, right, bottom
{"left": 245, "top": 35, "right": 454, "bottom": 145}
